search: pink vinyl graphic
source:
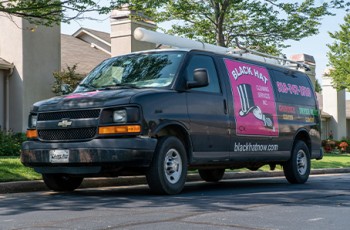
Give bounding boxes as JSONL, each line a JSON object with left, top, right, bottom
{"left": 224, "top": 59, "right": 279, "bottom": 136}
{"left": 65, "top": 91, "right": 100, "bottom": 99}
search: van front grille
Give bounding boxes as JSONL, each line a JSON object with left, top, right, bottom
{"left": 38, "top": 128, "right": 97, "bottom": 141}
{"left": 38, "top": 110, "right": 100, "bottom": 121}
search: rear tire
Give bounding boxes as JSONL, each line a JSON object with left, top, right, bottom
{"left": 198, "top": 169, "right": 225, "bottom": 182}
{"left": 283, "top": 141, "right": 310, "bottom": 184}
{"left": 146, "top": 136, "right": 187, "bottom": 195}
{"left": 42, "top": 174, "right": 83, "bottom": 191}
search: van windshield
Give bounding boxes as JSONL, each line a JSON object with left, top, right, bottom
{"left": 75, "top": 51, "right": 185, "bottom": 92}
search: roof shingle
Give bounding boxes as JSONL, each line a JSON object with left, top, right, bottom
{"left": 80, "top": 27, "right": 111, "bottom": 44}
{"left": 61, "top": 34, "right": 110, "bottom": 75}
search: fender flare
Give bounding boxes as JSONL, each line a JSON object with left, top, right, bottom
{"left": 150, "top": 120, "right": 193, "bottom": 163}
{"left": 292, "top": 128, "right": 312, "bottom": 152}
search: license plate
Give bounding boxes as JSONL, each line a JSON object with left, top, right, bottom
{"left": 49, "top": 150, "right": 69, "bottom": 163}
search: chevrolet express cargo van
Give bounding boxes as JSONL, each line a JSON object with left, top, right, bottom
{"left": 21, "top": 47, "right": 322, "bottom": 194}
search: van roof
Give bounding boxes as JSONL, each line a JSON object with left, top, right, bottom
{"left": 117, "top": 48, "right": 312, "bottom": 75}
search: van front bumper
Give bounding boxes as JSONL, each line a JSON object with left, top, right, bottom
{"left": 21, "top": 137, "right": 157, "bottom": 174}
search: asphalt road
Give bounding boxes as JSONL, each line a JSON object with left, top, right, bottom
{"left": 0, "top": 173, "right": 349, "bottom": 230}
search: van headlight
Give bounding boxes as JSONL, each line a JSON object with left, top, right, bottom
{"left": 113, "top": 110, "right": 127, "bottom": 123}
{"left": 100, "top": 107, "right": 140, "bottom": 124}
{"left": 29, "top": 114, "right": 38, "bottom": 128}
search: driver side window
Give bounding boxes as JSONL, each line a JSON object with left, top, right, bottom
{"left": 186, "top": 55, "right": 221, "bottom": 93}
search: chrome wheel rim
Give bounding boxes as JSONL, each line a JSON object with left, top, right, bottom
{"left": 164, "top": 148, "right": 182, "bottom": 184}
{"left": 296, "top": 150, "right": 307, "bottom": 175}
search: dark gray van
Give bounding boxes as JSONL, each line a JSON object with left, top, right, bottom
{"left": 21, "top": 47, "right": 322, "bottom": 195}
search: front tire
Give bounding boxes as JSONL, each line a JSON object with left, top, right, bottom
{"left": 198, "top": 169, "right": 225, "bottom": 182}
{"left": 283, "top": 141, "right": 311, "bottom": 184}
{"left": 146, "top": 136, "right": 188, "bottom": 195}
{"left": 42, "top": 174, "right": 83, "bottom": 192}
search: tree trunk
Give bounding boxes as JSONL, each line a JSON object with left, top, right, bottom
{"left": 213, "top": 0, "right": 230, "bottom": 47}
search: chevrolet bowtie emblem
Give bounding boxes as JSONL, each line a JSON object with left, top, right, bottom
{"left": 58, "top": 119, "right": 72, "bottom": 128}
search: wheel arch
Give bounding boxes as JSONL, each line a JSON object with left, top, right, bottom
{"left": 293, "top": 129, "right": 311, "bottom": 154}
{"left": 152, "top": 122, "right": 193, "bottom": 163}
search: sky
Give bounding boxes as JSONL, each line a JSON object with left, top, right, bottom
{"left": 61, "top": 7, "right": 348, "bottom": 85}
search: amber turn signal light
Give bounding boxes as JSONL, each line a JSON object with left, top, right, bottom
{"left": 98, "top": 125, "right": 141, "bottom": 135}
{"left": 26, "top": 129, "right": 38, "bottom": 138}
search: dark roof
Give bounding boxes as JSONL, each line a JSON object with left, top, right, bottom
{"left": 61, "top": 34, "right": 110, "bottom": 75}
{"left": 76, "top": 27, "right": 111, "bottom": 44}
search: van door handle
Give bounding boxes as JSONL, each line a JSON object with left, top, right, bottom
{"left": 223, "top": 99, "right": 228, "bottom": 114}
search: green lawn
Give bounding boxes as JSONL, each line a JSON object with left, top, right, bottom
{"left": 0, "top": 156, "right": 41, "bottom": 182}
{"left": 312, "top": 153, "right": 350, "bottom": 169}
{"left": 0, "top": 153, "right": 349, "bottom": 183}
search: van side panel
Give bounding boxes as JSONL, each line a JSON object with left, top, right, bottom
{"left": 270, "top": 69, "right": 321, "bottom": 159}
{"left": 220, "top": 56, "right": 321, "bottom": 164}
{"left": 222, "top": 57, "right": 289, "bottom": 163}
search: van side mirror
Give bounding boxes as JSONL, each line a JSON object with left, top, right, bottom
{"left": 187, "top": 68, "right": 209, "bottom": 89}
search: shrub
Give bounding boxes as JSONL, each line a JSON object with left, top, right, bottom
{"left": 0, "top": 131, "right": 27, "bottom": 156}
{"left": 52, "top": 64, "right": 84, "bottom": 95}
{"left": 339, "top": 141, "right": 349, "bottom": 152}
{"left": 322, "top": 139, "right": 340, "bottom": 153}
{"left": 322, "top": 138, "right": 350, "bottom": 154}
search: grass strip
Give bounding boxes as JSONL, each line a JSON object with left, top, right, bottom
{"left": 0, "top": 156, "right": 41, "bottom": 182}
{"left": 0, "top": 153, "right": 349, "bottom": 183}
{"left": 312, "top": 153, "right": 350, "bottom": 169}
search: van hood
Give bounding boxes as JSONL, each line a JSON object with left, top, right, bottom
{"left": 32, "top": 89, "right": 144, "bottom": 112}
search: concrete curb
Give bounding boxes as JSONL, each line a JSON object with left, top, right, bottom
{"left": 1, "top": 168, "right": 349, "bottom": 194}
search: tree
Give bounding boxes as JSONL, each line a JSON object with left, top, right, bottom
{"left": 327, "top": 13, "right": 350, "bottom": 91}
{"left": 52, "top": 65, "right": 84, "bottom": 95}
{"left": 315, "top": 79, "right": 322, "bottom": 93}
{"left": 0, "top": 0, "right": 127, "bottom": 26}
{"left": 1, "top": 0, "right": 349, "bottom": 53}
{"left": 135, "top": 0, "right": 350, "bottom": 54}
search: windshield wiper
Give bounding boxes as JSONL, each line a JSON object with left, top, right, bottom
{"left": 100, "top": 83, "right": 140, "bottom": 90}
